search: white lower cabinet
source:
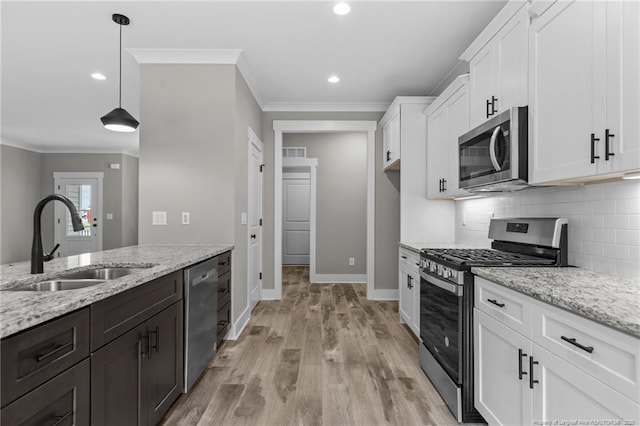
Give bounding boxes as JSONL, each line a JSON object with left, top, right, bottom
{"left": 474, "top": 277, "right": 640, "bottom": 425}
{"left": 398, "top": 248, "right": 420, "bottom": 338}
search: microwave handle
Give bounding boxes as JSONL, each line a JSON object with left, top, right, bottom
{"left": 489, "top": 126, "right": 503, "bottom": 172}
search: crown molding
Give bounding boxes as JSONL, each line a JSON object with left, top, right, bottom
{"left": 127, "top": 48, "right": 243, "bottom": 64}
{"left": 236, "top": 54, "right": 265, "bottom": 110}
{"left": 263, "top": 102, "right": 390, "bottom": 112}
{"left": 0, "top": 140, "right": 138, "bottom": 157}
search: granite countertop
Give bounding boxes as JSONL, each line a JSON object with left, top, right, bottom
{"left": 472, "top": 267, "right": 640, "bottom": 338}
{"left": 399, "top": 241, "right": 488, "bottom": 253}
{"left": 0, "top": 244, "right": 233, "bottom": 339}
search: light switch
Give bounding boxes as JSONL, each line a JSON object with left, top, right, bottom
{"left": 106, "top": 213, "right": 114, "bottom": 220}
{"left": 241, "top": 212, "right": 247, "bottom": 225}
{"left": 152, "top": 211, "right": 167, "bottom": 225}
{"left": 182, "top": 212, "right": 190, "bottom": 225}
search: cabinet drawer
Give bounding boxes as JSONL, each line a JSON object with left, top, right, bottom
{"left": 217, "top": 270, "right": 231, "bottom": 308}
{"left": 475, "top": 277, "right": 532, "bottom": 338}
{"left": 91, "top": 271, "right": 183, "bottom": 351}
{"left": 1, "top": 357, "right": 90, "bottom": 425}
{"left": 1, "top": 308, "right": 90, "bottom": 407}
{"left": 399, "top": 248, "right": 420, "bottom": 274}
{"left": 217, "top": 301, "right": 231, "bottom": 345}
{"left": 533, "top": 302, "right": 640, "bottom": 403}
{"left": 217, "top": 251, "right": 231, "bottom": 275}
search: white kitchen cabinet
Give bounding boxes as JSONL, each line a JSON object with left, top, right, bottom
{"left": 462, "top": 2, "right": 528, "bottom": 128}
{"left": 426, "top": 74, "right": 470, "bottom": 199}
{"left": 474, "top": 277, "right": 640, "bottom": 425}
{"left": 380, "top": 104, "right": 401, "bottom": 170}
{"left": 529, "top": 0, "right": 640, "bottom": 184}
{"left": 398, "top": 247, "right": 420, "bottom": 338}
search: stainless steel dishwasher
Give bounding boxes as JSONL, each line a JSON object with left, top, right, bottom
{"left": 183, "top": 257, "right": 218, "bottom": 392}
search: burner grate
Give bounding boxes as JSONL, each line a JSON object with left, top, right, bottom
{"left": 424, "top": 248, "right": 556, "bottom": 266}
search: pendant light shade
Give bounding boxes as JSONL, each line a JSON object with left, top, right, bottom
{"left": 101, "top": 13, "right": 139, "bottom": 132}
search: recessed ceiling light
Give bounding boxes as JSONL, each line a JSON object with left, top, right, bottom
{"left": 333, "top": 2, "right": 351, "bottom": 15}
{"left": 328, "top": 75, "right": 340, "bottom": 83}
{"left": 91, "top": 72, "right": 106, "bottom": 80}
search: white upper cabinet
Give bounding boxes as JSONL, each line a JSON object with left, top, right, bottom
{"left": 529, "top": 0, "right": 640, "bottom": 184}
{"left": 380, "top": 103, "right": 401, "bottom": 170}
{"left": 462, "top": 2, "right": 529, "bottom": 128}
{"left": 426, "top": 74, "right": 470, "bottom": 199}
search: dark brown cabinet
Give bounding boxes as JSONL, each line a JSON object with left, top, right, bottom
{"left": 216, "top": 267, "right": 231, "bottom": 347}
{"left": 91, "top": 301, "right": 183, "bottom": 426}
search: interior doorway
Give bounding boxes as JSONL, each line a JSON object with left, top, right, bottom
{"left": 248, "top": 128, "right": 264, "bottom": 313}
{"left": 53, "top": 172, "right": 103, "bottom": 257}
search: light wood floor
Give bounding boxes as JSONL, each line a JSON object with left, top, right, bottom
{"left": 162, "top": 266, "right": 463, "bottom": 426}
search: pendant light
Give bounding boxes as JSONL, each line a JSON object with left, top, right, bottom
{"left": 100, "top": 13, "right": 139, "bottom": 132}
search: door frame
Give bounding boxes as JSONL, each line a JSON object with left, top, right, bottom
{"left": 282, "top": 157, "right": 318, "bottom": 279}
{"left": 247, "top": 127, "right": 264, "bottom": 314}
{"left": 271, "top": 120, "right": 377, "bottom": 300}
{"left": 53, "top": 172, "right": 104, "bottom": 255}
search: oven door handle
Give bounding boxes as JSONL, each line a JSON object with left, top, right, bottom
{"left": 420, "top": 272, "right": 463, "bottom": 296}
{"left": 489, "top": 126, "right": 503, "bottom": 172}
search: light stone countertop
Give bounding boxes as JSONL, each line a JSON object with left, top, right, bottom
{"left": 472, "top": 267, "right": 640, "bottom": 338}
{"left": 0, "top": 244, "right": 233, "bottom": 339}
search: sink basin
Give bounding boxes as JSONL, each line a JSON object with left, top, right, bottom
{"left": 57, "top": 267, "right": 147, "bottom": 280}
{"left": 7, "top": 279, "right": 105, "bottom": 292}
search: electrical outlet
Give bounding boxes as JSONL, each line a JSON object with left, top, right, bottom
{"left": 349, "top": 257, "right": 355, "bottom": 266}
{"left": 152, "top": 211, "right": 167, "bottom": 225}
{"left": 182, "top": 212, "right": 190, "bottom": 225}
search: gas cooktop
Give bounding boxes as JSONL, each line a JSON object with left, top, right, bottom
{"left": 421, "top": 248, "right": 557, "bottom": 267}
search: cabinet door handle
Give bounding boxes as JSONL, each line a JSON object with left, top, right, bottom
{"left": 51, "top": 411, "right": 73, "bottom": 426}
{"left": 146, "top": 331, "right": 153, "bottom": 359}
{"left": 401, "top": 255, "right": 408, "bottom": 259}
{"left": 605, "top": 129, "right": 615, "bottom": 160}
{"left": 590, "top": 133, "right": 600, "bottom": 163}
{"left": 442, "top": 179, "right": 447, "bottom": 192}
{"left": 486, "top": 99, "right": 492, "bottom": 118}
{"left": 491, "top": 96, "right": 498, "bottom": 115}
{"left": 250, "top": 234, "right": 256, "bottom": 239}
{"left": 529, "top": 356, "right": 539, "bottom": 389}
{"left": 218, "top": 320, "right": 229, "bottom": 327}
{"left": 35, "top": 341, "right": 73, "bottom": 362}
{"left": 415, "top": 262, "right": 420, "bottom": 267}
{"left": 560, "top": 336, "right": 594, "bottom": 353}
{"left": 152, "top": 326, "right": 160, "bottom": 353}
{"left": 487, "top": 298, "right": 505, "bottom": 308}
{"left": 518, "top": 348, "right": 528, "bottom": 380}
{"left": 386, "top": 150, "right": 391, "bottom": 161}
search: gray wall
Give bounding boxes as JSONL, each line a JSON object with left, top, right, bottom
{"left": 139, "top": 64, "right": 261, "bottom": 326}
{"left": 283, "top": 132, "right": 367, "bottom": 275}
{"left": 0, "top": 145, "right": 42, "bottom": 264}
{"left": 261, "top": 111, "right": 400, "bottom": 291}
{"left": 138, "top": 64, "right": 236, "bottom": 245}
{"left": 39, "top": 153, "right": 132, "bottom": 251}
{"left": 121, "top": 154, "right": 139, "bottom": 247}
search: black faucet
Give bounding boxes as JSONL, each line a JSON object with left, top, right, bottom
{"left": 31, "top": 194, "right": 84, "bottom": 274}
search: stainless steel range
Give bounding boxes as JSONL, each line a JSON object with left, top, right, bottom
{"left": 419, "top": 217, "right": 568, "bottom": 422}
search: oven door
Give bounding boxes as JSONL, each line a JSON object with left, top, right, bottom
{"left": 420, "top": 271, "right": 463, "bottom": 384}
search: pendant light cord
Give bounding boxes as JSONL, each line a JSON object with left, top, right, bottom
{"left": 118, "top": 23, "right": 122, "bottom": 108}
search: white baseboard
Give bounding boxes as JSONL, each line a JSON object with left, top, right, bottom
{"left": 368, "top": 288, "right": 399, "bottom": 300}
{"left": 261, "top": 288, "right": 281, "bottom": 300}
{"left": 225, "top": 305, "right": 250, "bottom": 340}
{"left": 311, "top": 274, "right": 367, "bottom": 283}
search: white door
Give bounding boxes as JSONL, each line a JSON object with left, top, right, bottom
{"left": 282, "top": 172, "right": 310, "bottom": 265}
{"left": 54, "top": 173, "right": 103, "bottom": 257}
{"left": 248, "top": 129, "right": 264, "bottom": 312}
{"left": 469, "top": 45, "right": 496, "bottom": 127}
{"left": 494, "top": 7, "right": 528, "bottom": 115}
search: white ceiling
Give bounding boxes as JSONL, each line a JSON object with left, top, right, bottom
{"left": 1, "top": 1, "right": 505, "bottom": 155}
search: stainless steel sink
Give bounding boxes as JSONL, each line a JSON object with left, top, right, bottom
{"left": 7, "top": 279, "right": 105, "bottom": 292}
{"left": 57, "top": 267, "right": 146, "bottom": 280}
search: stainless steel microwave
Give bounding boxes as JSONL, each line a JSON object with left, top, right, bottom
{"left": 458, "top": 106, "right": 528, "bottom": 192}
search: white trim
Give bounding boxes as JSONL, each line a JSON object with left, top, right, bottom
{"left": 379, "top": 96, "right": 435, "bottom": 127}
{"left": 282, "top": 156, "right": 318, "bottom": 169}
{"left": 53, "top": 172, "right": 104, "bottom": 255}
{"left": 368, "top": 289, "right": 399, "bottom": 301}
{"left": 225, "top": 304, "right": 251, "bottom": 341}
{"left": 127, "top": 48, "right": 243, "bottom": 64}
{"left": 261, "top": 288, "right": 280, "bottom": 300}
{"left": 237, "top": 54, "right": 265, "bottom": 110}
{"left": 273, "top": 120, "right": 377, "bottom": 300}
{"left": 424, "top": 74, "right": 470, "bottom": 116}
{"left": 263, "top": 102, "right": 390, "bottom": 112}
{"left": 0, "top": 140, "right": 138, "bottom": 156}
{"left": 312, "top": 274, "right": 367, "bottom": 284}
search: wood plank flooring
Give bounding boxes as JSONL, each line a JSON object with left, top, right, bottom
{"left": 161, "top": 266, "right": 463, "bottom": 426}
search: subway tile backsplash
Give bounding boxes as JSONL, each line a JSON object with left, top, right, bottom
{"left": 455, "top": 179, "right": 640, "bottom": 278}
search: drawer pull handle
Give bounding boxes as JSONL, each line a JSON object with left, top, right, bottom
{"left": 36, "top": 341, "right": 73, "bottom": 362}
{"left": 218, "top": 288, "right": 228, "bottom": 293}
{"left": 529, "top": 356, "right": 539, "bottom": 389}
{"left": 400, "top": 255, "right": 408, "bottom": 259}
{"left": 51, "top": 411, "right": 73, "bottom": 426}
{"left": 218, "top": 320, "right": 229, "bottom": 327}
{"left": 561, "top": 336, "right": 594, "bottom": 353}
{"left": 487, "top": 299, "right": 505, "bottom": 308}
{"left": 151, "top": 326, "right": 160, "bottom": 354}
{"left": 518, "top": 348, "right": 528, "bottom": 380}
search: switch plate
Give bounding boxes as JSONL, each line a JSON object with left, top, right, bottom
{"left": 241, "top": 212, "right": 247, "bottom": 225}
{"left": 349, "top": 257, "right": 355, "bottom": 266}
{"left": 182, "top": 212, "right": 190, "bottom": 225}
{"left": 152, "top": 211, "right": 167, "bottom": 225}
{"left": 106, "top": 213, "right": 114, "bottom": 220}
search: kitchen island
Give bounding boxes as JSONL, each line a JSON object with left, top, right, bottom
{"left": 0, "top": 244, "right": 233, "bottom": 339}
